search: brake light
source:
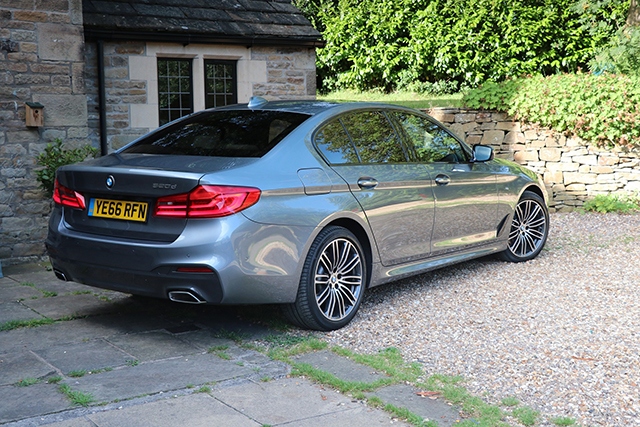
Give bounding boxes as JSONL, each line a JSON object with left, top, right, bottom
{"left": 155, "top": 185, "right": 261, "bottom": 218}
{"left": 53, "top": 179, "right": 86, "bottom": 210}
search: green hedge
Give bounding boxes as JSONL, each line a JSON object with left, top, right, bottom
{"left": 462, "top": 73, "right": 640, "bottom": 149}
{"left": 311, "top": 0, "right": 628, "bottom": 92}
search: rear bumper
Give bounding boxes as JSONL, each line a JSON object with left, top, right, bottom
{"left": 48, "top": 256, "right": 224, "bottom": 303}
{"left": 45, "top": 207, "right": 313, "bottom": 304}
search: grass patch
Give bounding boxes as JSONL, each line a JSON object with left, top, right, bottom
{"left": 512, "top": 406, "right": 540, "bottom": 426}
{"left": 212, "top": 328, "right": 250, "bottom": 343}
{"left": 197, "top": 385, "right": 212, "bottom": 393}
{"left": 265, "top": 335, "right": 327, "bottom": 360}
{"left": 551, "top": 416, "right": 578, "bottom": 426}
{"left": 0, "top": 318, "right": 55, "bottom": 332}
{"left": 331, "top": 346, "right": 422, "bottom": 384}
{"left": 67, "top": 370, "right": 87, "bottom": 378}
{"left": 58, "top": 384, "right": 94, "bottom": 407}
{"left": 208, "top": 345, "right": 232, "bottom": 360}
{"left": 318, "top": 89, "right": 463, "bottom": 109}
{"left": 15, "top": 378, "right": 40, "bottom": 387}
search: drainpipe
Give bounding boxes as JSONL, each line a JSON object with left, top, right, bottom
{"left": 97, "top": 39, "right": 108, "bottom": 156}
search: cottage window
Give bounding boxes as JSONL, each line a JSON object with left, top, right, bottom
{"left": 204, "top": 60, "right": 237, "bottom": 109}
{"left": 158, "top": 58, "right": 194, "bottom": 126}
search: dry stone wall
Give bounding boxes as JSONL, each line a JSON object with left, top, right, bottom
{"left": 428, "top": 108, "right": 640, "bottom": 212}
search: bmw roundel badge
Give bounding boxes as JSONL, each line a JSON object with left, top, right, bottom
{"left": 106, "top": 175, "right": 115, "bottom": 189}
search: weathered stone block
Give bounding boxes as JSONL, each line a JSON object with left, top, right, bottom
{"left": 540, "top": 148, "right": 561, "bottom": 162}
{"left": 481, "top": 130, "right": 504, "bottom": 145}
{"left": 544, "top": 170, "right": 563, "bottom": 184}
{"left": 598, "top": 156, "right": 619, "bottom": 166}
{"left": 513, "top": 150, "right": 539, "bottom": 163}
{"left": 496, "top": 121, "right": 520, "bottom": 132}
{"left": 564, "top": 172, "right": 597, "bottom": 184}
{"left": 504, "top": 132, "right": 525, "bottom": 145}
{"left": 32, "top": 94, "right": 87, "bottom": 126}
{"left": 454, "top": 113, "right": 475, "bottom": 124}
{"left": 573, "top": 155, "right": 598, "bottom": 165}
{"left": 565, "top": 183, "right": 586, "bottom": 191}
{"left": 38, "top": 23, "right": 83, "bottom": 61}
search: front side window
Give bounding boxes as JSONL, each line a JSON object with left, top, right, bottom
{"left": 340, "top": 111, "right": 407, "bottom": 163}
{"left": 392, "top": 112, "right": 468, "bottom": 163}
{"left": 158, "top": 58, "right": 193, "bottom": 126}
{"left": 205, "top": 60, "right": 237, "bottom": 109}
{"left": 122, "top": 110, "right": 310, "bottom": 158}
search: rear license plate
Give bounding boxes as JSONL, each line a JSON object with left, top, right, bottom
{"left": 88, "top": 198, "right": 149, "bottom": 222}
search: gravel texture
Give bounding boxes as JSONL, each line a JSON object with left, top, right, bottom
{"left": 322, "top": 212, "right": 640, "bottom": 427}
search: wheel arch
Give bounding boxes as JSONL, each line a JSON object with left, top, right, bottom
{"left": 324, "top": 217, "right": 374, "bottom": 289}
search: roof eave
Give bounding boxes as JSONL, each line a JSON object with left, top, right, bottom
{"left": 83, "top": 28, "right": 326, "bottom": 48}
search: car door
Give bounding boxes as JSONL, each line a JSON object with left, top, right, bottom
{"left": 390, "top": 111, "right": 499, "bottom": 256}
{"left": 314, "top": 110, "right": 435, "bottom": 266}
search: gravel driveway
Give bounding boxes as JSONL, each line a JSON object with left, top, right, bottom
{"left": 322, "top": 212, "right": 640, "bottom": 427}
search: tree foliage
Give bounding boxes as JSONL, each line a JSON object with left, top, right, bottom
{"left": 306, "top": 0, "right": 629, "bottom": 92}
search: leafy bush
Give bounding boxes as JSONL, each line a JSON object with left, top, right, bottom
{"left": 462, "top": 73, "right": 640, "bottom": 149}
{"left": 582, "top": 193, "right": 640, "bottom": 213}
{"left": 590, "top": 26, "right": 640, "bottom": 75}
{"left": 311, "top": 0, "right": 627, "bottom": 92}
{"left": 36, "top": 139, "right": 98, "bottom": 197}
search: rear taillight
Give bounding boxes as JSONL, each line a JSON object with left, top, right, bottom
{"left": 154, "top": 185, "right": 261, "bottom": 218}
{"left": 53, "top": 179, "right": 86, "bottom": 210}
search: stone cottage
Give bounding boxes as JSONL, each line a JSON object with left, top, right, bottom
{"left": 0, "top": 0, "right": 323, "bottom": 266}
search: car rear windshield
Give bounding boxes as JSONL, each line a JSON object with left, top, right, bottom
{"left": 122, "top": 110, "right": 310, "bottom": 157}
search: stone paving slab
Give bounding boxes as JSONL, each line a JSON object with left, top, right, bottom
{"left": 64, "top": 352, "right": 264, "bottom": 403}
{"left": 0, "top": 264, "right": 449, "bottom": 427}
{"left": 89, "top": 393, "right": 260, "bottom": 427}
{"left": 294, "top": 349, "right": 388, "bottom": 383}
{"left": 0, "top": 301, "right": 45, "bottom": 324}
{"left": 369, "top": 383, "right": 461, "bottom": 427}
{"left": 0, "top": 382, "right": 70, "bottom": 424}
{"left": 0, "top": 351, "right": 56, "bottom": 386}
{"left": 104, "top": 330, "right": 201, "bottom": 361}
{"left": 34, "top": 339, "right": 134, "bottom": 374}
{"left": 211, "top": 376, "right": 392, "bottom": 426}
{"left": 22, "top": 294, "right": 123, "bottom": 320}
{"left": 0, "top": 282, "right": 42, "bottom": 301}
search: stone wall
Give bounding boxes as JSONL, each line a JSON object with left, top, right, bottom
{"left": 251, "top": 46, "right": 317, "bottom": 100}
{"left": 428, "top": 108, "right": 640, "bottom": 212}
{"left": 84, "top": 41, "right": 149, "bottom": 150}
{"left": 0, "top": 0, "right": 89, "bottom": 265}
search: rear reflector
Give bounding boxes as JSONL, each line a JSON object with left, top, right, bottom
{"left": 155, "top": 185, "right": 261, "bottom": 218}
{"left": 53, "top": 179, "right": 86, "bottom": 210}
{"left": 175, "top": 266, "right": 214, "bottom": 273}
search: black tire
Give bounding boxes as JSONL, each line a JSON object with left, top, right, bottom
{"left": 284, "top": 226, "right": 366, "bottom": 331}
{"left": 499, "top": 190, "right": 549, "bottom": 262}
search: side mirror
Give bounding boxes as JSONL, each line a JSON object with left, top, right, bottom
{"left": 472, "top": 144, "right": 494, "bottom": 162}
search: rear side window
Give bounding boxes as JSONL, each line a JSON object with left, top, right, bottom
{"left": 315, "top": 120, "right": 360, "bottom": 164}
{"left": 341, "top": 111, "right": 407, "bottom": 163}
{"left": 122, "top": 110, "right": 310, "bottom": 157}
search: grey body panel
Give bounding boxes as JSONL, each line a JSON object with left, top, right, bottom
{"left": 46, "top": 101, "right": 547, "bottom": 306}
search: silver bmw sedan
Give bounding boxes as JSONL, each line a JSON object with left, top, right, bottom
{"left": 46, "top": 98, "right": 549, "bottom": 331}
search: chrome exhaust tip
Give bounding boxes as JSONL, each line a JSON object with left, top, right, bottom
{"left": 53, "top": 269, "right": 68, "bottom": 281}
{"left": 168, "top": 290, "right": 206, "bottom": 304}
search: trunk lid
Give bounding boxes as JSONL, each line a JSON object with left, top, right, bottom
{"left": 56, "top": 154, "right": 258, "bottom": 242}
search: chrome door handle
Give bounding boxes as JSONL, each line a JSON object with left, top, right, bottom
{"left": 357, "top": 177, "right": 378, "bottom": 189}
{"left": 435, "top": 174, "right": 450, "bottom": 186}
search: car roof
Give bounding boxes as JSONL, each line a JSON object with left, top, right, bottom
{"left": 214, "top": 97, "right": 412, "bottom": 116}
